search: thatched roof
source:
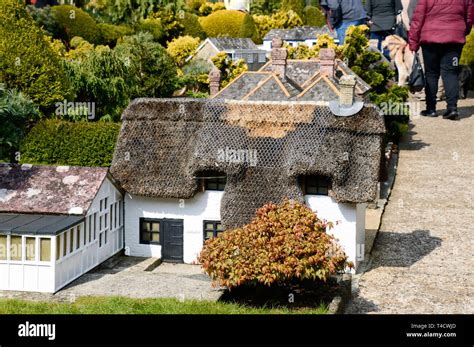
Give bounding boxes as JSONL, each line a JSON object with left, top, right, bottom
{"left": 0, "top": 164, "right": 108, "bottom": 215}
{"left": 110, "top": 98, "right": 385, "bottom": 229}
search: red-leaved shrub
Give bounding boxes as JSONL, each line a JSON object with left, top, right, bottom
{"left": 199, "top": 200, "right": 352, "bottom": 288}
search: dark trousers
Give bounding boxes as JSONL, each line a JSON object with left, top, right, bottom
{"left": 421, "top": 43, "right": 464, "bottom": 111}
{"left": 370, "top": 31, "right": 392, "bottom": 61}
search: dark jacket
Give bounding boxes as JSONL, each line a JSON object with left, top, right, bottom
{"left": 365, "top": 0, "right": 403, "bottom": 32}
{"left": 408, "top": 0, "right": 473, "bottom": 51}
{"left": 320, "top": 0, "right": 367, "bottom": 21}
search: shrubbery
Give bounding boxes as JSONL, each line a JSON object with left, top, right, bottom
{"left": 51, "top": 5, "right": 101, "bottom": 44}
{"left": 253, "top": 10, "right": 303, "bottom": 38}
{"left": 97, "top": 23, "right": 134, "bottom": 47}
{"left": 303, "top": 5, "right": 326, "bottom": 27}
{"left": 199, "top": 200, "right": 351, "bottom": 288}
{"left": 0, "top": 84, "right": 40, "bottom": 162}
{"left": 136, "top": 18, "right": 164, "bottom": 41}
{"left": 212, "top": 52, "right": 248, "bottom": 88}
{"left": 179, "top": 12, "right": 206, "bottom": 40}
{"left": 20, "top": 119, "right": 121, "bottom": 167}
{"left": 0, "top": 0, "right": 71, "bottom": 110}
{"left": 167, "top": 35, "right": 201, "bottom": 67}
{"left": 281, "top": 0, "right": 305, "bottom": 18}
{"left": 200, "top": 10, "right": 259, "bottom": 41}
{"left": 461, "top": 29, "right": 474, "bottom": 89}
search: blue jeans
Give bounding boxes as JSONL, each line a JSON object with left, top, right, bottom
{"left": 370, "top": 31, "right": 392, "bottom": 61}
{"left": 336, "top": 19, "right": 366, "bottom": 45}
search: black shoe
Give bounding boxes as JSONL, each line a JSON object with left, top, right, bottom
{"left": 420, "top": 109, "right": 437, "bottom": 117}
{"left": 442, "top": 109, "right": 459, "bottom": 120}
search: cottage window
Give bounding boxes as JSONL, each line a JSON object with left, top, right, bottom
{"left": 40, "top": 238, "right": 51, "bottom": 262}
{"left": 0, "top": 235, "right": 6, "bottom": 260}
{"left": 56, "top": 236, "right": 61, "bottom": 260}
{"left": 10, "top": 236, "right": 22, "bottom": 261}
{"left": 199, "top": 171, "right": 227, "bottom": 191}
{"left": 203, "top": 221, "right": 224, "bottom": 241}
{"left": 247, "top": 53, "right": 254, "bottom": 63}
{"left": 258, "top": 53, "right": 266, "bottom": 63}
{"left": 301, "top": 175, "right": 330, "bottom": 196}
{"left": 63, "top": 233, "right": 67, "bottom": 257}
{"left": 110, "top": 203, "right": 113, "bottom": 230}
{"left": 76, "top": 225, "right": 81, "bottom": 250}
{"left": 25, "top": 237, "right": 36, "bottom": 261}
{"left": 140, "top": 219, "right": 161, "bottom": 245}
{"left": 93, "top": 212, "right": 97, "bottom": 240}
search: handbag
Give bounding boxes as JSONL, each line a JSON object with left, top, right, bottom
{"left": 408, "top": 53, "right": 425, "bottom": 93}
{"left": 393, "top": 21, "right": 408, "bottom": 41}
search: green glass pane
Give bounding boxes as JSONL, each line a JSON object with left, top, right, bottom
{"left": 40, "top": 238, "right": 51, "bottom": 262}
{"left": 142, "top": 232, "right": 151, "bottom": 241}
{"left": 26, "top": 237, "right": 36, "bottom": 261}
{"left": 0, "top": 235, "right": 6, "bottom": 260}
{"left": 151, "top": 232, "right": 160, "bottom": 242}
{"left": 11, "top": 236, "right": 22, "bottom": 261}
{"left": 151, "top": 222, "right": 160, "bottom": 232}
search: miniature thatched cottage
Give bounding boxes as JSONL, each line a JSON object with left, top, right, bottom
{"left": 110, "top": 82, "right": 385, "bottom": 268}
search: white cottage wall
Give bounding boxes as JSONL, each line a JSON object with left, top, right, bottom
{"left": 124, "top": 191, "right": 223, "bottom": 263}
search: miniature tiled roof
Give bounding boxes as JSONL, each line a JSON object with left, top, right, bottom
{"left": 263, "top": 26, "right": 337, "bottom": 41}
{"left": 212, "top": 59, "right": 371, "bottom": 101}
{"left": 208, "top": 37, "right": 259, "bottom": 51}
{"left": 0, "top": 164, "right": 109, "bottom": 215}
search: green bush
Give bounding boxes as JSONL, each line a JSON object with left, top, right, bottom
{"left": 97, "top": 23, "right": 134, "bottom": 47}
{"left": 199, "top": 10, "right": 254, "bottom": 39}
{"left": 250, "top": 0, "right": 281, "bottom": 15}
{"left": 281, "top": 0, "right": 305, "bottom": 18}
{"left": 253, "top": 10, "right": 304, "bottom": 38}
{"left": 461, "top": 29, "right": 474, "bottom": 89}
{"left": 150, "top": 7, "right": 185, "bottom": 44}
{"left": 0, "top": 0, "right": 71, "bottom": 110}
{"left": 199, "top": 200, "right": 351, "bottom": 288}
{"left": 136, "top": 18, "right": 164, "bottom": 41}
{"left": 239, "top": 13, "right": 261, "bottom": 43}
{"left": 0, "top": 84, "right": 40, "bottom": 162}
{"left": 26, "top": 5, "right": 62, "bottom": 38}
{"left": 167, "top": 35, "right": 201, "bottom": 67}
{"left": 64, "top": 46, "right": 132, "bottom": 121}
{"left": 115, "top": 32, "right": 178, "bottom": 99}
{"left": 20, "top": 119, "right": 121, "bottom": 167}
{"left": 51, "top": 5, "right": 101, "bottom": 44}
{"left": 179, "top": 12, "right": 206, "bottom": 40}
{"left": 211, "top": 52, "right": 248, "bottom": 88}
{"left": 303, "top": 6, "right": 325, "bottom": 27}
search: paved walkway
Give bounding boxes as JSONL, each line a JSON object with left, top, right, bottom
{"left": 0, "top": 257, "right": 222, "bottom": 302}
{"left": 346, "top": 96, "right": 474, "bottom": 314}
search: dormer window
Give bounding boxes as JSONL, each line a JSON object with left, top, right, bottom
{"left": 300, "top": 175, "right": 330, "bottom": 196}
{"left": 197, "top": 171, "right": 227, "bottom": 191}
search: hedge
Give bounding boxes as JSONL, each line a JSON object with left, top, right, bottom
{"left": 199, "top": 10, "right": 258, "bottom": 40}
{"left": 0, "top": 0, "right": 71, "bottom": 110}
{"left": 303, "top": 6, "right": 326, "bottom": 27}
{"left": 461, "top": 29, "right": 474, "bottom": 89}
{"left": 97, "top": 23, "right": 134, "bottom": 47}
{"left": 179, "top": 12, "right": 206, "bottom": 40}
{"left": 20, "top": 120, "right": 121, "bottom": 167}
{"left": 51, "top": 5, "right": 101, "bottom": 44}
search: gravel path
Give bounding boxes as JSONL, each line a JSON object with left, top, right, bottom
{"left": 346, "top": 95, "right": 474, "bottom": 313}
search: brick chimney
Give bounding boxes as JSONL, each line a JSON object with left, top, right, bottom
{"left": 271, "top": 37, "right": 288, "bottom": 79}
{"left": 319, "top": 48, "right": 336, "bottom": 77}
{"left": 209, "top": 66, "right": 222, "bottom": 97}
{"left": 339, "top": 75, "right": 357, "bottom": 107}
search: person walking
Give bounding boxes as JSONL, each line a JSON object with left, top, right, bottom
{"left": 408, "top": 0, "right": 473, "bottom": 120}
{"left": 365, "top": 0, "right": 403, "bottom": 55}
{"left": 320, "top": 0, "right": 367, "bottom": 45}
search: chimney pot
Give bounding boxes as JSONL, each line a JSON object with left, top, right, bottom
{"left": 339, "top": 75, "right": 357, "bottom": 107}
{"left": 319, "top": 48, "right": 336, "bottom": 77}
{"left": 209, "top": 66, "right": 222, "bottom": 97}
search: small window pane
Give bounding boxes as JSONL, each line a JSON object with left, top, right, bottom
{"left": 76, "top": 225, "right": 81, "bottom": 250}
{"left": 63, "top": 233, "right": 67, "bottom": 256}
{"left": 110, "top": 205, "right": 113, "bottom": 229}
{"left": 143, "top": 222, "right": 150, "bottom": 232}
{"left": 114, "top": 203, "right": 117, "bottom": 228}
{"left": 151, "top": 232, "right": 159, "bottom": 242}
{"left": 99, "top": 233, "right": 103, "bottom": 247}
{"left": 26, "top": 237, "right": 36, "bottom": 261}
{"left": 151, "top": 222, "right": 160, "bottom": 232}
{"left": 105, "top": 213, "right": 108, "bottom": 228}
{"left": 205, "top": 223, "right": 214, "bottom": 230}
{"left": 10, "top": 236, "right": 22, "bottom": 261}
{"left": 142, "top": 231, "right": 150, "bottom": 241}
{"left": 56, "top": 236, "right": 61, "bottom": 260}
{"left": 94, "top": 213, "right": 97, "bottom": 240}
{"left": 206, "top": 182, "right": 217, "bottom": 190}
{"left": 40, "top": 238, "right": 51, "bottom": 262}
{"left": 206, "top": 231, "right": 214, "bottom": 239}
{"left": 216, "top": 223, "right": 223, "bottom": 231}
{"left": 99, "top": 216, "right": 102, "bottom": 231}
{"left": 105, "top": 230, "right": 108, "bottom": 244}
{"left": 70, "top": 229, "right": 74, "bottom": 253}
{"left": 0, "top": 235, "right": 7, "bottom": 260}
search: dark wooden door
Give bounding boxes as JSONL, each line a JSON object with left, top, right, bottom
{"left": 161, "top": 219, "right": 184, "bottom": 263}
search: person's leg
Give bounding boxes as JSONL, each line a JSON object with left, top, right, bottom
{"left": 421, "top": 44, "right": 441, "bottom": 112}
{"left": 370, "top": 31, "right": 383, "bottom": 51}
{"left": 336, "top": 21, "right": 350, "bottom": 45}
{"left": 440, "top": 43, "right": 463, "bottom": 112}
